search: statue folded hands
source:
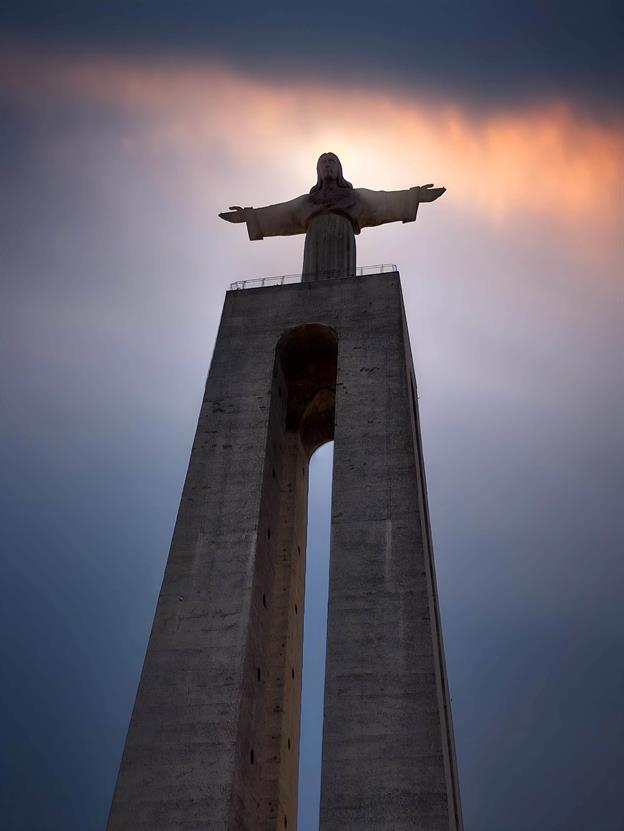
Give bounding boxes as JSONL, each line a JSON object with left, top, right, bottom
{"left": 220, "top": 152, "right": 445, "bottom": 281}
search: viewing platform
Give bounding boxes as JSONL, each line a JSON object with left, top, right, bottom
{"left": 229, "top": 263, "right": 398, "bottom": 290}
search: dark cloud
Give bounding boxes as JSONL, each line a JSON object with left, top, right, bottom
{"left": 2, "top": 1, "right": 623, "bottom": 111}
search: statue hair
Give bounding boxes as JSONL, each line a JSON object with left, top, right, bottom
{"left": 310, "top": 153, "right": 353, "bottom": 193}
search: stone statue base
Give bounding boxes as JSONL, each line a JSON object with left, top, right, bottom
{"left": 107, "top": 272, "right": 462, "bottom": 831}
{"left": 302, "top": 213, "right": 356, "bottom": 282}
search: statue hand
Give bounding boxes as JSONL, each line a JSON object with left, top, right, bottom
{"left": 417, "top": 185, "right": 446, "bottom": 203}
{"left": 219, "top": 206, "right": 248, "bottom": 223}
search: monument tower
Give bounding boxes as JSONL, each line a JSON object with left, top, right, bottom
{"left": 108, "top": 153, "right": 463, "bottom": 830}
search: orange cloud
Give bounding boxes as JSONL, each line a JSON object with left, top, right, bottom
{"left": 2, "top": 49, "right": 622, "bottom": 229}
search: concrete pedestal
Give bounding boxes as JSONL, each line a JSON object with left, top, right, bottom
{"left": 107, "top": 272, "right": 462, "bottom": 831}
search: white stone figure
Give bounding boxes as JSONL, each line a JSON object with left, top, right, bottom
{"left": 219, "top": 152, "right": 445, "bottom": 280}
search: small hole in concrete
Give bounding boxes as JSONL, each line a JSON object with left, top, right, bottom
{"left": 262, "top": 594, "right": 267, "bottom": 608}
{"left": 284, "top": 817, "right": 287, "bottom": 829}
{"left": 278, "top": 385, "right": 282, "bottom": 398}
{"left": 267, "top": 528, "right": 271, "bottom": 540}
{"left": 287, "top": 737, "right": 291, "bottom": 749}
{"left": 297, "top": 545, "right": 301, "bottom": 557}
{"left": 294, "top": 604, "right": 298, "bottom": 615}
{"left": 272, "top": 467, "right": 276, "bottom": 479}
{"left": 257, "top": 667, "right": 261, "bottom": 681}
{"left": 291, "top": 667, "right": 295, "bottom": 680}
{"left": 250, "top": 748, "right": 254, "bottom": 765}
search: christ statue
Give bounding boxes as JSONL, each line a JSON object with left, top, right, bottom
{"left": 219, "top": 152, "right": 445, "bottom": 281}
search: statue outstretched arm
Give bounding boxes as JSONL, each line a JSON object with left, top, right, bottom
{"left": 219, "top": 195, "right": 309, "bottom": 241}
{"left": 355, "top": 184, "right": 445, "bottom": 230}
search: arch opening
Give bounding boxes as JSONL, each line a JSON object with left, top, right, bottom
{"left": 277, "top": 323, "right": 338, "bottom": 457}
{"left": 297, "top": 441, "right": 333, "bottom": 831}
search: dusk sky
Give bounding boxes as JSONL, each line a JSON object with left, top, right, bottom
{"left": 1, "top": 3, "right": 623, "bottom": 830}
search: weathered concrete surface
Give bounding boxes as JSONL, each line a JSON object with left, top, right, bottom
{"left": 319, "top": 277, "right": 462, "bottom": 831}
{"left": 107, "top": 273, "right": 462, "bottom": 831}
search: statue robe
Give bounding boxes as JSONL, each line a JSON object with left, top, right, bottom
{"left": 240, "top": 187, "right": 421, "bottom": 241}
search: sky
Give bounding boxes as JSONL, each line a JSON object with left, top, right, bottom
{"left": 1, "top": 3, "right": 623, "bottom": 830}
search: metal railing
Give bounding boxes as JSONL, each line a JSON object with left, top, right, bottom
{"left": 229, "top": 263, "right": 398, "bottom": 291}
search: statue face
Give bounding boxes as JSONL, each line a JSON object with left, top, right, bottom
{"left": 317, "top": 153, "right": 340, "bottom": 183}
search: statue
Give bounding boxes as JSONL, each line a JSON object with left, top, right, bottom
{"left": 219, "top": 152, "right": 445, "bottom": 281}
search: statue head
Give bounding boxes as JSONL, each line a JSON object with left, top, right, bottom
{"left": 310, "top": 153, "right": 353, "bottom": 193}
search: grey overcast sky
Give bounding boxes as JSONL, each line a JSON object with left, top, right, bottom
{"left": 1, "top": 2, "right": 623, "bottom": 830}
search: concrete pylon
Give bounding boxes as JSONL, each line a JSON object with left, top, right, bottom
{"left": 107, "top": 272, "right": 462, "bottom": 831}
